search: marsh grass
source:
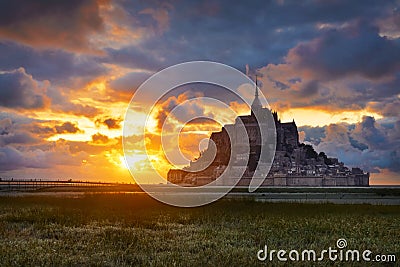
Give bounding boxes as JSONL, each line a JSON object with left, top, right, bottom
{"left": 0, "top": 194, "right": 399, "bottom": 266}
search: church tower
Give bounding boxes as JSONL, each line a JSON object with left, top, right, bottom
{"left": 251, "top": 75, "right": 262, "bottom": 117}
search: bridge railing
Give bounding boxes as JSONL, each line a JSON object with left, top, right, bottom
{"left": 0, "top": 179, "right": 116, "bottom": 191}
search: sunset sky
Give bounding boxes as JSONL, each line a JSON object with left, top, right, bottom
{"left": 0, "top": 0, "right": 399, "bottom": 184}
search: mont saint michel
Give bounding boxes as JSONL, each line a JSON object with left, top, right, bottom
{"left": 168, "top": 85, "right": 370, "bottom": 187}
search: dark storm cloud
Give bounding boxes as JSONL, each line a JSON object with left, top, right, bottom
{"left": 0, "top": 0, "right": 397, "bottom": 78}
{"left": 289, "top": 23, "right": 400, "bottom": 80}
{"left": 307, "top": 74, "right": 400, "bottom": 112}
{"left": 0, "top": 67, "right": 99, "bottom": 118}
{"left": 260, "top": 21, "right": 400, "bottom": 114}
{"left": 0, "top": 68, "right": 48, "bottom": 109}
{"left": 109, "top": 0, "right": 396, "bottom": 72}
{"left": 0, "top": 43, "right": 107, "bottom": 85}
{"left": 342, "top": 74, "right": 400, "bottom": 105}
{"left": 0, "top": 0, "right": 105, "bottom": 53}
{"left": 351, "top": 116, "right": 395, "bottom": 151}
{"left": 1, "top": 0, "right": 398, "bottom": 86}
{"left": 295, "top": 80, "right": 320, "bottom": 98}
{"left": 273, "top": 80, "right": 290, "bottom": 91}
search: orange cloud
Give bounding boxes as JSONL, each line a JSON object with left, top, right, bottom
{"left": 91, "top": 132, "right": 110, "bottom": 144}
{"left": 0, "top": 0, "right": 109, "bottom": 54}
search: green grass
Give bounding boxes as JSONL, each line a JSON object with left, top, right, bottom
{"left": 0, "top": 193, "right": 399, "bottom": 266}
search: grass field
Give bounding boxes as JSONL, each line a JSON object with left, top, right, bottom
{"left": 0, "top": 193, "right": 399, "bottom": 266}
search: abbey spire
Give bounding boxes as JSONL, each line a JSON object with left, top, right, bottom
{"left": 251, "top": 75, "right": 262, "bottom": 117}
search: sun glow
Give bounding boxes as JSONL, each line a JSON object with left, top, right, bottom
{"left": 119, "top": 155, "right": 128, "bottom": 169}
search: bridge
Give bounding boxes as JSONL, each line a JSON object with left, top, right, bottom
{"left": 0, "top": 179, "right": 117, "bottom": 191}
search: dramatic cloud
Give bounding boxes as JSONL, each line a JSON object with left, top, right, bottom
{"left": 0, "top": 114, "right": 82, "bottom": 147}
{"left": 0, "top": 132, "right": 38, "bottom": 147}
{"left": 103, "top": 118, "right": 121, "bottom": 129}
{"left": 368, "top": 95, "right": 400, "bottom": 117}
{"left": 55, "top": 122, "right": 81, "bottom": 134}
{"left": 0, "top": 146, "right": 30, "bottom": 171}
{"left": 0, "top": 68, "right": 49, "bottom": 109}
{"left": 287, "top": 23, "right": 400, "bottom": 80}
{"left": 305, "top": 117, "right": 400, "bottom": 174}
{"left": 0, "top": 67, "right": 99, "bottom": 117}
{"left": 0, "top": 43, "right": 108, "bottom": 85}
{"left": 0, "top": 142, "right": 87, "bottom": 172}
{"left": 0, "top": 118, "right": 11, "bottom": 135}
{"left": 92, "top": 133, "right": 109, "bottom": 144}
{"left": 376, "top": 7, "right": 400, "bottom": 39}
{"left": 0, "top": 0, "right": 106, "bottom": 53}
{"left": 100, "top": 0, "right": 396, "bottom": 72}
{"left": 154, "top": 92, "right": 214, "bottom": 132}
{"left": 94, "top": 117, "right": 123, "bottom": 131}
{"left": 258, "top": 21, "right": 400, "bottom": 117}
{"left": 47, "top": 86, "right": 99, "bottom": 118}
{"left": 298, "top": 125, "right": 326, "bottom": 145}
{"left": 0, "top": 0, "right": 399, "bottom": 183}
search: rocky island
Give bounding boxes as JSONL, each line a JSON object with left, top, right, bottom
{"left": 168, "top": 85, "right": 369, "bottom": 187}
